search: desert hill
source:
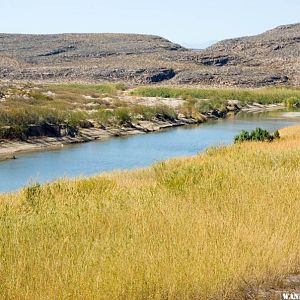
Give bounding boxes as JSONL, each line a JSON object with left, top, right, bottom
{"left": 0, "top": 23, "right": 299, "bottom": 86}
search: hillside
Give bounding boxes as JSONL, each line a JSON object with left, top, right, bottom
{"left": 0, "top": 23, "right": 299, "bottom": 86}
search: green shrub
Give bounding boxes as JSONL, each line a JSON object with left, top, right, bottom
{"left": 234, "top": 128, "right": 279, "bottom": 143}
{"left": 234, "top": 130, "right": 251, "bottom": 143}
{"left": 251, "top": 128, "right": 274, "bottom": 142}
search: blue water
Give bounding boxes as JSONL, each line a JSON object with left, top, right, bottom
{"left": 1, "top": 110, "right": 299, "bottom": 193}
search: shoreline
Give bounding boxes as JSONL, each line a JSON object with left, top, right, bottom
{"left": 0, "top": 117, "right": 201, "bottom": 160}
{"left": 0, "top": 103, "right": 284, "bottom": 161}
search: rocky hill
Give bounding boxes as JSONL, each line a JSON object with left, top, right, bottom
{"left": 0, "top": 23, "right": 299, "bottom": 86}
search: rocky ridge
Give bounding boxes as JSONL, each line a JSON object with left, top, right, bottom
{"left": 0, "top": 23, "right": 299, "bottom": 86}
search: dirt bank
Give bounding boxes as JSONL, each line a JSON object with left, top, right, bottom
{"left": 0, "top": 103, "right": 284, "bottom": 160}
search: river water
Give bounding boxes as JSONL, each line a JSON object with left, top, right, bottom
{"left": 1, "top": 110, "right": 299, "bottom": 193}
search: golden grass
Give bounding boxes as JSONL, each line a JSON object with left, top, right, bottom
{"left": 1, "top": 127, "right": 300, "bottom": 299}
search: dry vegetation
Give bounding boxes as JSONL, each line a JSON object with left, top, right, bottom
{"left": 0, "top": 126, "right": 300, "bottom": 299}
{"left": 1, "top": 83, "right": 300, "bottom": 140}
{"left": 0, "top": 83, "right": 179, "bottom": 139}
{"left": 132, "top": 86, "right": 300, "bottom": 106}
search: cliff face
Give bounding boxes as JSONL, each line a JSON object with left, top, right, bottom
{"left": 0, "top": 23, "right": 299, "bottom": 86}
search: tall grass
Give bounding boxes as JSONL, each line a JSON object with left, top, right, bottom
{"left": 0, "top": 107, "right": 84, "bottom": 139}
{"left": 0, "top": 83, "right": 179, "bottom": 139}
{"left": 49, "top": 83, "right": 128, "bottom": 95}
{"left": 0, "top": 126, "right": 300, "bottom": 299}
{"left": 132, "top": 86, "right": 300, "bottom": 105}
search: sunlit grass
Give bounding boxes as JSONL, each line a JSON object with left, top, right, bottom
{"left": 1, "top": 126, "right": 300, "bottom": 299}
{"left": 132, "top": 86, "right": 300, "bottom": 105}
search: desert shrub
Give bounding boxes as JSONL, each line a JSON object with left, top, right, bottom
{"left": 115, "top": 108, "right": 132, "bottom": 124}
{"left": 131, "top": 105, "right": 156, "bottom": 121}
{"left": 67, "top": 111, "right": 88, "bottom": 127}
{"left": 234, "top": 130, "right": 251, "bottom": 143}
{"left": 234, "top": 128, "right": 279, "bottom": 143}
{"left": 251, "top": 128, "right": 274, "bottom": 141}
{"left": 154, "top": 105, "right": 177, "bottom": 121}
{"left": 92, "top": 109, "right": 114, "bottom": 125}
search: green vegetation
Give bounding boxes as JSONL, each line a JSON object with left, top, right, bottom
{"left": 114, "top": 107, "right": 132, "bottom": 124}
{"left": 0, "top": 83, "right": 178, "bottom": 139}
{"left": 234, "top": 128, "right": 280, "bottom": 143}
{"left": 132, "top": 86, "right": 300, "bottom": 105}
{"left": 1, "top": 83, "right": 300, "bottom": 140}
{"left": 48, "top": 83, "right": 128, "bottom": 95}
{"left": 0, "top": 126, "right": 300, "bottom": 299}
{"left": 0, "top": 107, "right": 67, "bottom": 139}
{"left": 284, "top": 96, "right": 300, "bottom": 108}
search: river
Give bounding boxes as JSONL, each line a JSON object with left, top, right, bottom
{"left": 1, "top": 110, "right": 299, "bottom": 193}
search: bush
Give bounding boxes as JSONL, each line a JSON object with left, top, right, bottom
{"left": 234, "top": 130, "right": 251, "bottom": 143}
{"left": 92, "top": 109, "right": 114, "bottom": 125}
{"left": 0, "top": 125, "right": 27, "bottom": 140}
{"left": 67, "top": 111, "right": 88, "bottom": 127}
{"left": 131, "top": 105, "right": 156, "bottom": 121}
{"left": 273, "top": 130, "right": 280, "bottom": 139}
{"left": 154, "top": 105, "right": 177, "bottom": 121}
{"left": 115, "top": 108, "right": 132, "bottom": 124}
{"left": 234, "top": 128, "right": 280, "bottom": 143}
{"left": 284, "top": 96, "right": 300, "bottom": 108}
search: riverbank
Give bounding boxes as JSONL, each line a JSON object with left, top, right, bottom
{"left": 1, "top": 125, "right": 299, "bottom": 299}
{"left": 0, "top": 116, "right": 201, "bottom": 159}
{"left": 0, "top": 102, "right": 284, "bottom": 160}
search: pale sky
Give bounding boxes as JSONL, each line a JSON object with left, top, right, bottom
{"left": 1, "top": 0, "right": 299, "bottom": 48}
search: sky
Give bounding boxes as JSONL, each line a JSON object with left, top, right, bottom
{"left": 1, "top": 0, "right": 299, "bottom": 48}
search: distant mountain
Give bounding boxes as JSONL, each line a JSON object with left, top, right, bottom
{"left": 0, "top": 24, "right": 299, "bottom": 86}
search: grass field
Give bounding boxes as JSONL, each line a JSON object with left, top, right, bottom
{"left": 132, "top": 86, "right": 300, "bottom": 105}
{"left": 0, "top": 126, "right": 300, "bottom": 299}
